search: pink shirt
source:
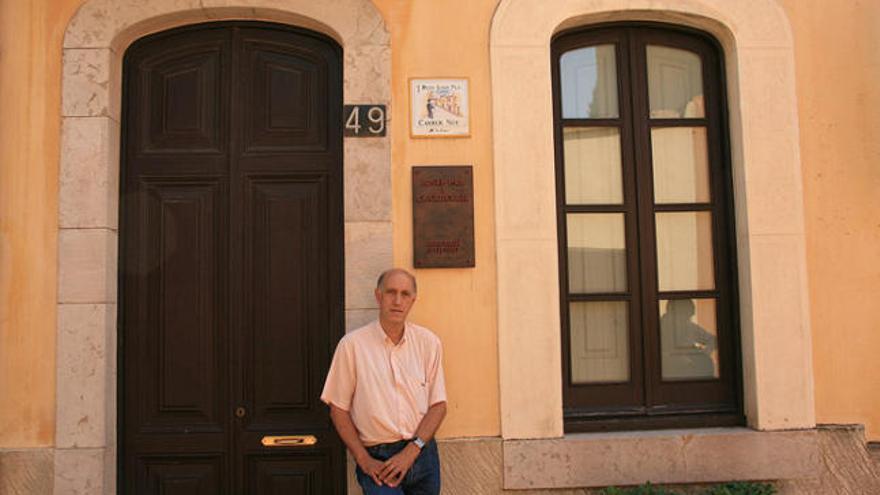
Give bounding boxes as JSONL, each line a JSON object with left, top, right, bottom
{"left": 321, "top": 320, "right": 447, "bottom": 446}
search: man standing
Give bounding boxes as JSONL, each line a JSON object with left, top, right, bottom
{"left": 321, "top": 268, "right": 447, "bottom": 494}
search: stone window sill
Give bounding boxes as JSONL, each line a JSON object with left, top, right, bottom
{"left": 502, "top": 427, "right": 819, "bottom": 490}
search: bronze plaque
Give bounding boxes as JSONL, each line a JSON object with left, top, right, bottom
{"left": 413, "top": 166, "right": 475, "bottom": 268}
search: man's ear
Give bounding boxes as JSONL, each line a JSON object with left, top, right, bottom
{"left": 374, "top": 288, "right": 382, "bottom": 305}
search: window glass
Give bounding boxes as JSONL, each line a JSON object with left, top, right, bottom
{"left": 659, "top": 298, "right": 719, "bottom": 380}
{"left": 570, "top": 301, "right": 630, "bottom": 383}
{"left": 567, "top": 213, "right": 627, "bottom": 293}
{"left": 655, "top": 211, "right": 715, "bottom": 291}
{"left": 647, "top": 45, "right": 704, "bottom": 118}
{"left": 651, "top": 127, "right": 711, "bottom": 204}
{"left": 561, "top": 45, "right": 619, "bottom": 119}
{"left": 564, "top": 127, "right": 623, "bottom": 204}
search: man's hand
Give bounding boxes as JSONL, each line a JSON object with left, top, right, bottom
{"left": 377, "top": 443, "right": 420, "bottom": 487}
{"left": 329, "top": 405, "right": 387, "bottom": 485}
{"left": 355, "top": 453, "right": 386, "bottom": 486}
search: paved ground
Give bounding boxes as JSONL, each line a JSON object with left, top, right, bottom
{"left": 870, "top": 442, "right": 880, "bottom": 467}
{"left": 779, "top": 426, "right": 880, "bottom": 494}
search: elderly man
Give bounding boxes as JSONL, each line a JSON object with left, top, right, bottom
{"left": 321, "top": 268, "right": 447, "bottom": 494}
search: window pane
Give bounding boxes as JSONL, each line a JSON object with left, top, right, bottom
{"left": 570, "top": 301, "right": 629, "bottom": 383}
{"left": 567, "top": 213, "right": 627, "bottom": 293}
{"left": 655, "top": 212, "right": 715, "bottom": 291}
{"left": 651, "top": 127, "right": 711, "bottom": 204}
{"left": 564, "top": 127, "right": 623, "bottom": 204}
{"left": 561, "top": 45, "right": 619, "bottom": 119}
{"left": 659, "top": 298, "right": 719, "bottom": 380}
{"left": 647, "top": 45, "right": 704, "bottom": 118}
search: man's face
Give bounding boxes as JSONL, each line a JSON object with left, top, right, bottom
{"left": 375, "top": 272, "right": 417, "bottom": 326}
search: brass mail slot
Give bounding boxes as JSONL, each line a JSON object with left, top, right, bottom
{"left": 261, "top": 435, "right": 318, "bottom": 447}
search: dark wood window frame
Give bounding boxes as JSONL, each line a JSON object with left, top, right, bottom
{"left": 552, "top": 23, "right": 744, "bottom": 432}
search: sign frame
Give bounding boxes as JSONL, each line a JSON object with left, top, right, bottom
{"left": 412, "top": 165, "right": 475, "bottom": 268}
{"left": 409, "top": 78, "right": 470, "bottom": 138}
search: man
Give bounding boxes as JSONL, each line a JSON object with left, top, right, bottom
{"left": 321, "top": 268, "right": 447, "bottom": 494}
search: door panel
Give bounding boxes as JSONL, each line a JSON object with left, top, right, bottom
{"left": 137, "top": 455, "right": 224, "bottom": 495}
{"left": 240, "top": 30, "right": 330, "bottom": 153}
{"left": 136, "top": 35, "right": 228, "bottom": 155}
{"left": 247, "top": 454, "right": 331, "bottom": 494}
{"left": 245, "top": 177, "right": 326, "bottom": 421}
{"left": 140, "top": 180, "right": 226, "bottom": 429}
{"left": 121, "top": 22, "right": 344, "bottom": 494}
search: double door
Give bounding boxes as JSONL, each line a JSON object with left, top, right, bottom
{"left": 120, "top": 22, "right": 345, "bottom": 494}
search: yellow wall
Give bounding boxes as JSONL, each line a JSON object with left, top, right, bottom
{"left": 0, "top": 0, "right": 78, "bottom": 447}
{"left": 0, "top": 0, "right": 503, "bottom": 444}
{"left": 371, "top": 0, "right": 502, "bottom": 437}
{"left": 3, "top": 0, "right": 880, "bottom": 447}
{"left": 780, "top": 0, "right": 880, "bottom": 441}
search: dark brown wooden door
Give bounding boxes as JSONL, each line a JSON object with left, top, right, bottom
{"left": 119, "top": 22, "right": 345, "bottom": 494}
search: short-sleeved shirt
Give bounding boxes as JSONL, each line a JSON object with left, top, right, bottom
{"left": 321, "top": 320, "right": 446, "bottom": 446}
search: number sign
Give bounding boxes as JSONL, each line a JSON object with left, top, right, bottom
{"left": 343, "top": 105, "right": 386, "bottom": 137}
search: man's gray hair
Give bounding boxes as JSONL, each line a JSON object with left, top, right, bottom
{"left": 376, "top": 268, "right": 418, "bottom": 293}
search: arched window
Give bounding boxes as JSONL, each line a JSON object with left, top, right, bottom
{"left": 553, "top": 25, "right": 742, "bottom": 431}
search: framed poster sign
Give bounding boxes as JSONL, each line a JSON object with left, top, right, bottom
{"left": 412, "top": 166, "right": 475, "bottom": 268}
{"left": 409, "top": 78, "right": 470, "bottom": 138}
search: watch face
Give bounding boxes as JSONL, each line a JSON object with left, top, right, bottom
{"left": 414, "top": 437, "right": 426, "bottom": 449}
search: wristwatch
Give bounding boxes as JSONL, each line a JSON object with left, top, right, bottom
{"left": 412, "top": 436, "right": 426, "bottom": 450}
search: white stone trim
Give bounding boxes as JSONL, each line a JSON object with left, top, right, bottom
{"left": 491, "top": 0, "right": 815, "bottom": 439}
{"left": 57, "top": 1, "right": 391, "bottom": 493}
{"left": 503, "top": 428, "right": 820, "bottom": 489}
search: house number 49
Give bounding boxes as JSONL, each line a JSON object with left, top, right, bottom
{"left": 343, "top": 105, "right": 386, "bottom": 137}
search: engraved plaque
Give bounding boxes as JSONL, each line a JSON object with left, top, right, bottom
{"left": 413, "top": 166, "right": 475, "bottom": 268}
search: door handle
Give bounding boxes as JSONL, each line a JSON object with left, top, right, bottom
{"left": 261, "top": 435, "right": 318, "bottom": 447}
{"left": 235, "top": 406, "right": 247, "bottom": 418}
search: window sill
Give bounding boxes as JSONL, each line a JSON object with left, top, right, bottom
{"left": 502, "top": 427, "right": 820, "bottom": 489}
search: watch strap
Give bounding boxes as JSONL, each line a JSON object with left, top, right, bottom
{"left": 412, "top": 436, "right": 426, "bottom": 449}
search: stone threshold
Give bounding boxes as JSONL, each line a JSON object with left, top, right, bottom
{"left": 503, "top": 427, "right": 820, "bottom": 490}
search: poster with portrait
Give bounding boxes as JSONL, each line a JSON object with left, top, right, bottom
{"left": 409, "top": 78, "right": 470, "bottom": 137}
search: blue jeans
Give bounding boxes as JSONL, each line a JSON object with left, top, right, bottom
{"left": 355, "top": 439, "right": 441, "bottom": 495}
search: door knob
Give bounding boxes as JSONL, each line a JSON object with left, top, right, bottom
{"left": 235, "top": 406, "right": 247, "bottom": 418}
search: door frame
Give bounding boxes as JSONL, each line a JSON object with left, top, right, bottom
{"left": 57, "top": 2, "right": 391, "bottom": 493}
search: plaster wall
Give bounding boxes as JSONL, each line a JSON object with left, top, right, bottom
{"left": 2, "top": 0, "right": 879, "bottom": 458}
{"left": 0, "top": 0, "right": 82, "bottom": 448}
{"left": 370, "top": 0, "right": 502, "bottom": 439}
{"left": 780, "top": 0, "right": 880, "bottom": 441}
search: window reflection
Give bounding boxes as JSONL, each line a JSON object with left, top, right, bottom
{"left": 655, "top": 211, "right": 715, "bottom": 291}
{"left": 647, "top": 45, "right": 704, "bottom": 118}
{"left": 659, "top": 298, "right": 719, "bottom": 380}
{"left": 564, "top": 127, "right": 623, "bottom": 205}
{"left": 570, "top": 301, "right": 630, "bottom": 383}
{"left": 561, "top": 45, "right": 619, "bottom": 119}
{"left": 567, "top": 213, "right": 628, "bottom": 293}
{"left": 651, "top": 127, "right": 711, "bottom": 204}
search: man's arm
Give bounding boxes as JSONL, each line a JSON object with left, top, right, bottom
{"left": 377, "top": 401, "right": 447, "bottom": 486}
{"left": 328, "top": 404, "right": 385, "bottom": 486}
{"left": 413, "top": 400, "right": 447, "bottom": 443}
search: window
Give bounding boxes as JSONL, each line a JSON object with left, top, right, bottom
{"left": 553, "top": 25, "right": 742, "bottom": 431}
